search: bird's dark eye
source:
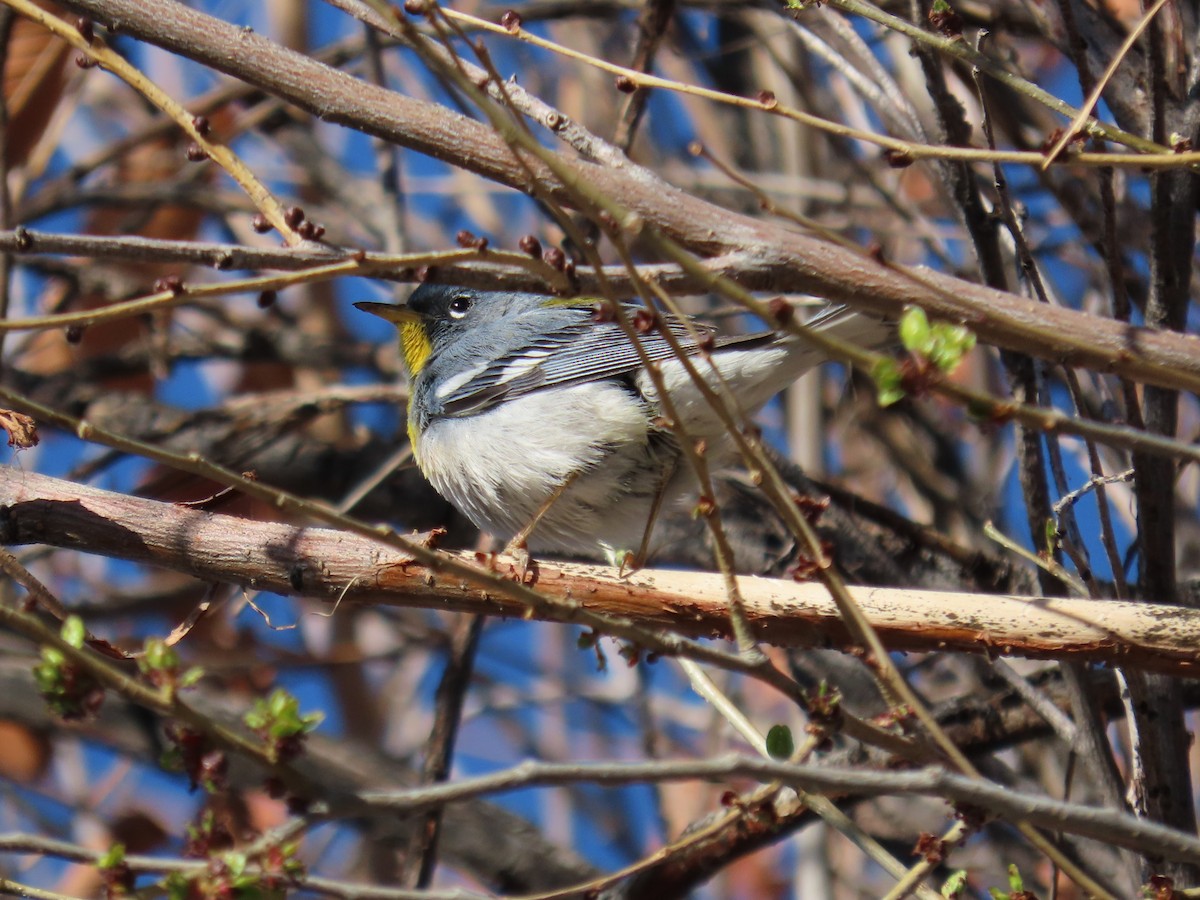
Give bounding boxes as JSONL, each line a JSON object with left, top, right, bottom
{"left": 448, "top": 295, "right": 472, "bottom": 319}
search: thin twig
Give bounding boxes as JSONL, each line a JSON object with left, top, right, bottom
{"left": 0, "top": 0, "right": 302, "bottom": 242}
{"left": 402, "top": 614, "right": 484, "bottom": 888}
{"left": 355, "top": 754, "right": 1200, "bottom": 866}
{"left": 1041, "top": 0, "right": 1172, "bottom": 167}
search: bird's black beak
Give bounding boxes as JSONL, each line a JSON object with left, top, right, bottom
{"left": 353, "top": 301, "right": 421, "bottom": 325}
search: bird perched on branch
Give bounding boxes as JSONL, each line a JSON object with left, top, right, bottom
{"left": 356, "top": 284, "right": 891, "bottom": 563}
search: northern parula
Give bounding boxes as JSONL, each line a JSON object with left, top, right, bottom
{"left": 356, "top": 284, "right": 890, "bottom": 558}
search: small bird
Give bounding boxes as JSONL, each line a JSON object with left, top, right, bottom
{"left": 356, "top": 284, "right": 889, "bottom": 561}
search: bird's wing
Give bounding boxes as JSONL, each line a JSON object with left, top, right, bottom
{"left": 437, "top": 313, "right": 759, "bottom": 417}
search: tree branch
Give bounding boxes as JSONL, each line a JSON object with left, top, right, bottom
{"left": 42, "top": 0, "right": 1200, "bottom": 394}
{"left": 3, "top": 466, "right": 1200, "bottom": 675}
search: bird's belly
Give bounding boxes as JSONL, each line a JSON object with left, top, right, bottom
{"left": 418, "top": 382, "right": 672, "bottom": 553}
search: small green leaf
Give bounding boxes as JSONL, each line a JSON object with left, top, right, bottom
{"left": 245, "top": 688, "right": 323, "bottom": 739}
{"left": 945, "top": 324, "right": 976, "bottom": 355}
{"left": 1007, "top": 863, "right": 1024, "bottom": 892}
{"left": 33, "top": 648, "right": 64, "bottom": 693}
{"left": 898, "top": 307, "right": 976, "bottom": 376}
{"left": 898, "top": 306, "right": 932, "bottom": 354}
{"left": 98, "top": 842, "right": 126, "bottom": 870}
{"left": 871, "top": 358, "right": 906, "bottom": 406}
{"left": 1044, "top": 518, "right": 1058, "bottom": 554}
{"left": 33, "top": 635, "right": 104, "bottom": 720}
{"left": 765, "top": 724, "right": 794, "bottom": 760}
{"left": 926, "top": 322, "right": 974, "bottom": 372}
{"left": 61, "top": 615, "right": 87, "bottom": 649}
{"left": 139, "top": 637, "right": 180, "bottom": 675}
{"left": 941, "top": 870, "right": 968, "bottom": 898}
{"left": 223, "top": 851, "right": 247, "bottom": 877}
{"left": 179, "top": 666, "right": 205, "bottom": 689}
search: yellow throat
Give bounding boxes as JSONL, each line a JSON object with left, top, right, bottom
{"left": 398, "top": 321, "right": 432, "bottom": 378}
{"left": 351, "top": 302, "right": 433, "bottom": 463}
{"left": 398, "top": 321, "right": 431, "bottom": 463}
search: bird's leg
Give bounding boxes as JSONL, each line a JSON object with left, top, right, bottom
{"left": 622, "top": 456, "right": 677, "bottom": 577}
{"left": 504, "top": 471, "right": 580, "bottom": 584}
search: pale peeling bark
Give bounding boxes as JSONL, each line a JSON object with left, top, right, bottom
{"left": 2, "top": 465, "right": 1198, "bottom": 676}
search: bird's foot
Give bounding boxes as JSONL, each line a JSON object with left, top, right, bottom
{"left": 602, "top": 544, "right": 642, "bottom": 577}
{"left": 503, "top": 538, "right": 539, "bottom": 586}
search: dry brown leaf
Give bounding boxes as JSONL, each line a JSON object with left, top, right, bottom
{"left": 0, "top": 408, "right": 39, "bottom": 448}
{"left": 0, "top": 720, "right": 50, "bottom": 782}
{"left": 4, "top": 1, "right": 71, "bottom": 168}
{"left": 164, "top": 600, "right": 212, "bottom": 647}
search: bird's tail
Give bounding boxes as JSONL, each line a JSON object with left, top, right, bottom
{"left": 782, "top": 304, "right": 896, "bottom": 375}
{"left": 695, "top": 304, "right": 895, "bottom": 425}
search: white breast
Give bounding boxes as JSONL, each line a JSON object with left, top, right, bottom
{"left": 418, "top": 381, "right": 659, "bottom": 550}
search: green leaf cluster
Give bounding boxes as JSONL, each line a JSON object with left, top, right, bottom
{"left": 139, "top": 637, "right": 204, "bottom": 694}
{"left": 899, "top": 306, "right": 976, "bottom": 372}
{"left": 244, "top": 688, "right": 324, "bottom": 741}
{"left": 872, "top": 307, "right": 977, "bottom": 406}
{"left": 32, "top": 615, "right": 104, "bottom": 720}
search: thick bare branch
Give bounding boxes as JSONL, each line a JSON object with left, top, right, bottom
{"left": 2, "top": 466, "right": 1199, "bottom": 675}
